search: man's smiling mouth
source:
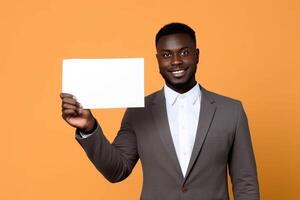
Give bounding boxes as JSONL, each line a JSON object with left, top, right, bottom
{"left": 170, "top": 68, "right": 187, "bottom": 77}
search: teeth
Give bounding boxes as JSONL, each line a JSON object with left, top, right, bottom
{"left": 172, "top": 70, "right": 184, "bottom": 74}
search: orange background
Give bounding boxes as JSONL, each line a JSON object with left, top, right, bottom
{"left": 0, "top": 0, "right": 299, "bottom": 199}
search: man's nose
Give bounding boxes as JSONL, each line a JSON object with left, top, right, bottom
{"left": 171, "top": 54, "right": 183, "bottom": 66}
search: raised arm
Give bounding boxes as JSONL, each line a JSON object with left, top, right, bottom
{"left": 60, "top": 93, "right": 139, "bottom": 183}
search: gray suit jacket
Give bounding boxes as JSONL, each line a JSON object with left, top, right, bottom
{"left": 76, "top": 86, "right": 259, "bottom": 200}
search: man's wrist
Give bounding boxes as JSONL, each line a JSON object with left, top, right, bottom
{"left": 80, "top": 118, "right": 97, "bottom": 134}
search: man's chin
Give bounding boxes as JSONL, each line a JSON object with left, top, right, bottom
{"left": 165, "top": 79, "right": 190, "bottom": 88}
{"left": 170, "top": 77, "right": 189, "bottom": 85}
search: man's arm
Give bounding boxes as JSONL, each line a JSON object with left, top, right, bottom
{"left": 60, "top": 93, "right": 139, "bottom": 183}
{"left": 228, "top": 102, "right": 260, "bottom": 200}
{"left": 75, "top": 110, "right": 139, "bottom": 183}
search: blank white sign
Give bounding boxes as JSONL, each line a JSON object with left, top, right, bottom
{"left": 62, "top": 58, "right": 144, "bottom": 109}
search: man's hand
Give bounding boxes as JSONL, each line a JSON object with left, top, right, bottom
{"left": 60, "top": 93, "right": 95, "bottom": 132}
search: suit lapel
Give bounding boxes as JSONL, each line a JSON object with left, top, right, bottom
{"left": 184, "top": 87, "right": 217, "bottom": 181}
{"left": 150, "top": 89, "right": 184, "bottom": 179}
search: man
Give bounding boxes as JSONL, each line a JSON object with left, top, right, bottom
{"left": 61, "top": 23, "right": 259, "bottom": 200}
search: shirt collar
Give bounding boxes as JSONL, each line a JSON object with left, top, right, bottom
{"left": 164, "top": 83, "right": 201, "bottom": 106}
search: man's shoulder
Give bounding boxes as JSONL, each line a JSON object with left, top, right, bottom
{"left": 202, "top": 87, "right": 242, "bottom": 108}
{"left": 144, "top": 89, "right": 163, "bottom": 104}
{"left": 202, "top": 88, "right": 246, "bottom": 120}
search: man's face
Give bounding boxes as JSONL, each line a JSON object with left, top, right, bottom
{"left": 156, "top": 33, "right": 199, "bottom": 91}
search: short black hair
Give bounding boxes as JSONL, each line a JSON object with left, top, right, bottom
{"left": 155, "top": 22, "right": 196, "bottom": 46}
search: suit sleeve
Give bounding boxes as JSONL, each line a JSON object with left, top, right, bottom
{"left": 75, "top": 109, "right": 139, "bottom": 183}
{"left": 229, "top": 102, "right": 260, "bottom": 200}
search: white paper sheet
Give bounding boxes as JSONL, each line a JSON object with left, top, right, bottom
{"left": 62, "top": 58, "right": 144, "bottom": 109}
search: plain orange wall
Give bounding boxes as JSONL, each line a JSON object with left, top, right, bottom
{"left": 0, "top": 0, "right": 299, "bottom": 199}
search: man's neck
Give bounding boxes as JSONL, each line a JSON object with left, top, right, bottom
{"left": 166, "top": 81, "right": 198, "bottom": 94}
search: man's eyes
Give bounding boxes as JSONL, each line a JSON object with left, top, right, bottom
{"left": 161, "top": 52, "right": 172, "bottom": 58}
{"left": 161, "top": 49, "right": 190, "bottom": 58}
{"left": 180, "top": 49, "right": 190, "bottom": 56}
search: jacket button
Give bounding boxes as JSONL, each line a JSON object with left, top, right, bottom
{"left": 181, "top": 186, "right": 188, "bottom": 192}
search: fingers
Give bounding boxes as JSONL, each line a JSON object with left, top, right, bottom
{"left": 60, "top": 93, "right": 80, "bottom": 106}
{"left": 62, "top": 97, "right": 80, "bottom": 107}
{"left": 60, "top": 92, "right": 74, "bottom": 99}
{"left": 62, "top": 109, "right": 78, "bottom": 118}
{"left": 62, "top": 102, "right": 78, "bottom": 110}
{"left": 60, "top": 93, "right": 82, "bottom": 116}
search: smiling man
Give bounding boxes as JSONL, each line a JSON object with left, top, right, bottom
{"left": 157, "top": 32, "right": 199, "bottom": 93}
{"left": 61, "top": 23, "right": 259, "bottom": 200}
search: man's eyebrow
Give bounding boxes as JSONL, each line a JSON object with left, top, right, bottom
{"left": 179, "top": 46, "right": 192, "bottom": 51}
{"left": 159, "top": 46, "right": 191, "bottom": 52}
{"left": 159, "top": 49, "right": 171, "bottom": 52}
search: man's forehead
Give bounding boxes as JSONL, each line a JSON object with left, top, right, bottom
{"left": 156, "top": 33, "right": 195, "bottom": 50}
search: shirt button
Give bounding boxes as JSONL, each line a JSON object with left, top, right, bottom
{"left": 181, "top": 186, "right": 188, "bottom": 192}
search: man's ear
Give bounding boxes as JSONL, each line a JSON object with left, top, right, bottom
{"left": 196, "top": 48, "right": 200, "bottom": 64}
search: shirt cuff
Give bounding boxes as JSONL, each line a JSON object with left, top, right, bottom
{"left": 78, "top": 131, "right": 94, "bottom": 138}
{"left": 77, "top": 119, "right": 98, "bottom": 138}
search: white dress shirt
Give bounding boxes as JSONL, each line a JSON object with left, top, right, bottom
{"left": 164, "top": 84, "right": 201, "bottom": 177}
